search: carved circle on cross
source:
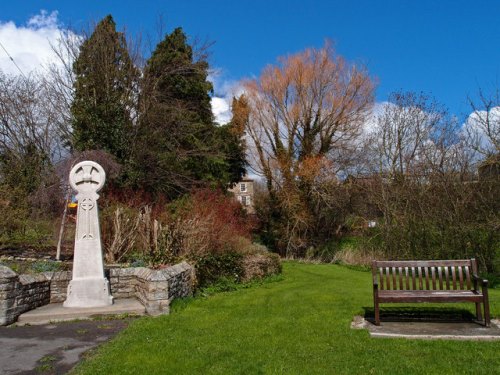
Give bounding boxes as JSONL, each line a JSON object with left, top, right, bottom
{"left": 80, "top": 198, "right": 95, "bottom": 211}
{"left": 69, "top": 161, "right": 106, "bottom": 194}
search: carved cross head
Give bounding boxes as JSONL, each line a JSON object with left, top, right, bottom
{"left": 69, "top": 161, "right": 106, "bottom": 195}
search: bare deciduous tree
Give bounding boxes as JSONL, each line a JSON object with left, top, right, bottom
{"left": 0, "top": 72, "right": 62, "bottom": 161}
{"left": 244, "top": 43, "right": 375, "bottom": 255}
{"left": 245, "top": 42, "right": 375, "bottom": 190}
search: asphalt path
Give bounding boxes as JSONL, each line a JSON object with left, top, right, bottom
{"left": 0, "top": 319, "right": 130, "bottom": 374}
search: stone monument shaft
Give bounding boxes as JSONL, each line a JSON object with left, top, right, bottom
{"left": 64, "top": 161, "right": 113, "bottom": 308}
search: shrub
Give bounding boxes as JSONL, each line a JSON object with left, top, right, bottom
{"left": 100, "top": 204, "right": 140, "bottom": 263}
{"left": 194, "top": 253, "right": 244, "bottom": 287}
{"left": 194, "top": 249, "right": 282, "bottom": 287}
{"left": 241, "top": 252, "right": 282, "bottom": 282}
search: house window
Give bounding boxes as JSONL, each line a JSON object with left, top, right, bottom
{"left": 241, "top": 196, "right": 250, "bottom": 206}
{"left": 240, "top": 183, "right": 247, "bottom": 192}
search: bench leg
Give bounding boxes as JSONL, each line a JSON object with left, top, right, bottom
{"left": 483, "top": 293, "right": 490, "bottom": 328}
{"left": 374, "top": 300, "right": 380, "bottom": 326}
{"left": 475, "top": 302, "right": 482, "bottom": 322}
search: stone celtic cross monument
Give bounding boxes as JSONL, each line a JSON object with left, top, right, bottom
{"left": 64, "top": 161, "right": 113, "bottom": 308}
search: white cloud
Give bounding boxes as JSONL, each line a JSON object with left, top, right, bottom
{"left": 462, "top": 106, "right": 500, "bottom": 156}
{"left": 211, "top": 97, "right": 232, "bottom": 124}
{"left": 208, "top": 72, "right": 245, "bottom": 125}
{"left": 0, "top": 10, "right": 69, "bottom": 76}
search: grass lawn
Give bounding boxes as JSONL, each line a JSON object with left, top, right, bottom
{"left": 74, "top": 262, "right": 500, "bottom": 374}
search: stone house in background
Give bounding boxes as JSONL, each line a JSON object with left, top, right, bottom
{"left": 229, "top": 176, "right": 255, "bottom": 214}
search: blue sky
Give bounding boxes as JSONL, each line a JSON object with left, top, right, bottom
{"left": 1, "top": 0, "right": 500, "bottom": 118}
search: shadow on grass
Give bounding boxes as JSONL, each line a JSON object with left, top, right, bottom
{"left": 363, "top": 306, "right": 477, "bottom": 324}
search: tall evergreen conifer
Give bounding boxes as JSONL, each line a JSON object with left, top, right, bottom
{"left": 71, "top": 15, "right": 138, "bottom": 161}
{"left": 133, "top": 27, "right": 245, "bottom": 197}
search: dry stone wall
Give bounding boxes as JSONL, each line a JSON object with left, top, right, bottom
{"left": 0, "top": 261, "right": 194, "bottom": 325}
{"left": 0, "top": 266, "right": 51, "bottom": 325}
{"left": 133, "top": 262, "right": 194, "bottom": 315}
{"left": 43, "top": 271, "right": 72, "bottom": 303}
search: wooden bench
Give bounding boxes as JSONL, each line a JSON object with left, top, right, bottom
{"left": 372, "top": 259, "right": 490, "bottom": 326}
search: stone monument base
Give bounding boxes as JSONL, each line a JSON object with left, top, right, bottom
{"left": 63, "top": 278, "right": 113, "bottom": 308}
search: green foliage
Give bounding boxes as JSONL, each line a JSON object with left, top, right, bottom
{"left": 0, "top": 143, "right": 50, "bottom": 197}
{"left": 129, "top": 258, "right": 147, "bottom": 268}
{"left": 71, "top": 15, "right": 138, "bottom": 161}
{"left": 214, "top": 123, "right": 247, "bottom": 187}
{"left": 0, "top": 143, "right": 56, "bottom": 240}
{"left": 194, "top": 253, "right": 244, "bottom": 287}
{"left": 130, "top": 27, "right": 244, "bottom": 197}
{"left": 193, "top": 248, "right": 282, "bottom": 288}
{"left": 0, "top": 260, "right": 63, "bottom": 274}
{"left": 0, "top": 216, "right": 55, "bottom": 250}
{"left": 30, "top": 260, "right": 62, "bottom": 273}
{"left": 74, "top": 263, "right": 500, "bottom": 375}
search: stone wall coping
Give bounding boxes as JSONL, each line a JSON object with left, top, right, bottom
{"left": 42, "top": 271, "right": 72, "bottom": 281}
{"left": 18, "top": 274, "right": 48, "bottom": 284}
{"left": 0, "top": 265, "right": 18, "bottom": 279}
{"left": 1, "top": 261, "right": 192, "bottom": 282}
{"left": 109, "top": 267, "right": 137, "bottom": 277}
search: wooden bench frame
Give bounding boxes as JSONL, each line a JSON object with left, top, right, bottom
{"left": 372, "top": 259, "right": 490, "bottom": 327}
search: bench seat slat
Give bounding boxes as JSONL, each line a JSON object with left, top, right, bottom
{"left": 378, "top": 290, "right": 484, "bottom": 303}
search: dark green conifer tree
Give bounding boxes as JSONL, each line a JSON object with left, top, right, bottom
{"left": 71, "top": 15, "right": 138, "bottom": 162}
{"left": 132, "top": 27, "right": 245, "bottom": 197}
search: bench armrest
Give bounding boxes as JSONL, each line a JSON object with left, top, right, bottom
{"left": 472, "top": 274, "right": 489, "bottom": 289}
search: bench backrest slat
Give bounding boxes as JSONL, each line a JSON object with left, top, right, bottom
{"left": 465, "top": 266, "right": 471, "bottom": 289}
{"left": 458, "top": 266, "right": 464, "bottom": 289}
{"left": 444, "top": 266, "right": 450, "bottom": 290}
{"left": 372, "top": 259, "right": 476, "bottom": 291}
{"left": 405, "top": 267, "right": 410, "bottom": 289}
{"left": 411, "top": 267, "right": 416, "bottom": 289}
{"left": 438, "top": 267, "right": 443, "bottom": 289}
{"left": 398, "top": 267, "right": 403, "bottom": 289}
